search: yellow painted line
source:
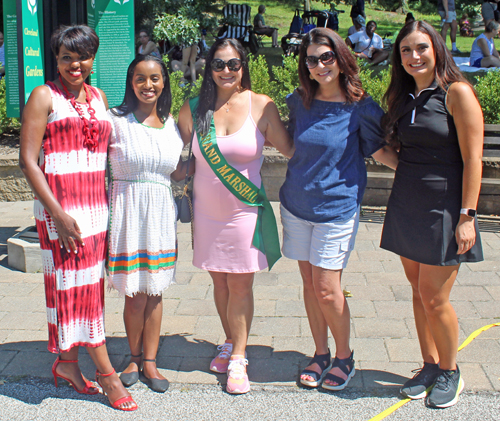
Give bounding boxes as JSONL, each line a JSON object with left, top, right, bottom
{"left": 367, "top": 323, "right": 500, "bottom": 421}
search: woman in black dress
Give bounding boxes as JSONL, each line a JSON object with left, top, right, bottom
{"left": 381, "top": 21, "right": 483, "bottom": 409}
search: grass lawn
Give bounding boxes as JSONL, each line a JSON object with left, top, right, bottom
{"left": 233, "top": 0, "right": 500, "bottom": 54}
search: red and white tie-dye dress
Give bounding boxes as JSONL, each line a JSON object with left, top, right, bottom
{"left": 35, "top": 81, "right": 111, "bottom": 353}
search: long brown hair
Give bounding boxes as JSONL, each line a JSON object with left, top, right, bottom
{"left": 382, "top": 20, "right": 474, "bottom": 148}
{"left": 297, "top": 27, "right": 366, "bottom": 109}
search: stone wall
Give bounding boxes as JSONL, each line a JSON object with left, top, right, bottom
{"left": 2, "top": 151, "right": 500, "bottom": 215}
{"left": 0, "top": 154, "right": 33, "bottom": 202}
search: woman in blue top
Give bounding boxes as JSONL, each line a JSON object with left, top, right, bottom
{"left": 280, "top": 27, "right": 398, "bottom": 390}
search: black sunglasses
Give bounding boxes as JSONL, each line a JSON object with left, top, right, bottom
{"left": 305, "top": 51, "right": 336, "bottom": 69}
{"left": 211, "top": 58, "right": 243, "bottom": 72}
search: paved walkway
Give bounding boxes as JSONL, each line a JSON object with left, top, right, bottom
{"left": 0, "top": 201, "right": 499, "bottom": 394}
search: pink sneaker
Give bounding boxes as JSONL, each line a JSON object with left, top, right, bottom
{"left": 226, "top": 357, "right": 250, "bottom": 394}
{"left": 210, "top": 340, "right": 233, "bottom": 373}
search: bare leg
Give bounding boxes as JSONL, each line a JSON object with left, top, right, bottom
{"left": 211, "top": 271, "right": 232, "bottom": 340}
{"left": 418, "top": 263, "right": 460, "bottom": 370}
{"left": 181, "top": 46, "right": 193, "bottom": 78}
{"left": 53, "top": 346, "right": 98, "bottom": 392}
{"left": 450, "top": 20, "right": 458, "bottom": 44}
{"left": 87, "top": 344, "right": 136, "bottom": 410}
{"left": 142, "top": 294, "right": 166, "bottom": 380}
{"left": 481, "top": 56, "right": 500, "bottom": 67}
{"left": 272, "top": 29, "right": 279, "bottom": 47}
{"left": 299, "top": 260, "right": 329, "bottom": 383}
{"left": 122, "top": 294, "right": 147, "bottom": 375}
{"left": 311, "top": 265, "right": 351, "bottom": 387}
{"left": 226, "top": 273, "right": 255, "bottom": 356}
{"left": 369, "top": 49, "right": 390, "bottom": 65}
{"left": 401, "top": 257, "right": 439, "bottom": 364}
{"left": 441, "top": 23, "right": 451, "bottom": 44}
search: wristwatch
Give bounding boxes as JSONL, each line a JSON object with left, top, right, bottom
{"left": 460, "top": 208, "right": 476, "bottom": 218}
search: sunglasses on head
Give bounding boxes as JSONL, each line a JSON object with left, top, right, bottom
{"left": 305, "top": 51, "right": 336, "bottom": 69}
{"left": 211, "top": 58, "right": 243, "bottom": 72}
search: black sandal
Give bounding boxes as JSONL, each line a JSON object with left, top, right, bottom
{"left": 141, "top": 359, "right": 170, "bottom": 393}
{"left": 300, "top": 350, "right": 332, "bottom": 387}
{"left": 322, "top": 350, "right": 355, "bottom": 391}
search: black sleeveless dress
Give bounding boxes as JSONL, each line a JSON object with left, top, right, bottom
{"left": 380, "top": 82, "right": 483, "bottom": 266}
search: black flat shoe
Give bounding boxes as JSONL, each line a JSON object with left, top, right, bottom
{"left": 119, "top": 370, "right": 139, "bottom": 387}
{"left": 140, "top": 370, "right": 169, "bottom": 393}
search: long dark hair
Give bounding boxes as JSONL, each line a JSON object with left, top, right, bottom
{"left": 297, "top": 27, "right": 366, "bottom": 109}
{"left": 382, "top": 20, "right": 473, "bottom": 148}
{"left": 111, "top": 55, "right": 171, "bottom": 122}
{"left": 196, "top": 38, "right": 251, "bottom": 135}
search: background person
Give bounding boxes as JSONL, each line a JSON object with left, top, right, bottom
{"left": 107, "top": 55, "right": 184, "bottom": 393}
{"left": 438, "top": 0, "right": 460, "bottom": 53}
{"left": 347, "top": 20, "right": 389, "bottom": 65}
{"left": 177, "top": 38, "right": 294, "bottom": 395}
{"left": 282, "top": 27, "right": 397, "bottom": 391}
{"left": 253, "top": 5, "right": 279, "bottom": 47}
{"left": 381, "top": 20, "right": 483, "bottom": 409}
{"left": 470, "top": 20, "right": 500, "bottom": 67}
{"left": 481, "top": 0, "right": 498, "bottom": 29}
{"left": 347, "top": 15, "right": 365, "bottom": 37}
{"left": 19, "top": 25, "right": 136, "bottom": 411}
{"left": 137, "top": 29, "right": 160, "bottom": 58}
{"left": 171, "top": 44, "right": 205, "bottom": 82}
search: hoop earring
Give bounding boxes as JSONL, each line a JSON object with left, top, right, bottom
{"left": 309, "top": 73, "right": 314, "bottom": 80}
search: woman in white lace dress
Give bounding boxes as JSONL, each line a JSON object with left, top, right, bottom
{"left": 107, "top": 54, "right": 184, "bottom": 393}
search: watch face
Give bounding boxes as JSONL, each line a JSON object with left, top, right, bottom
{"left": 468, "top": 209, "right": 477, "bottom": 217}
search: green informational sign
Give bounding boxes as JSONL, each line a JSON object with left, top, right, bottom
{"left": 3, "top": 1, "right": 20, "bottom": 117}
{"left": 88, "top": 0, "right": 135, "bottom": 108}
{"left": 21, "top": 0, "right": 45, "bottom": 104}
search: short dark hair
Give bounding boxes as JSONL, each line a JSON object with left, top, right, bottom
{"left": 297, "top": 27, "right": 366, "bottom": 109}
{"left": 51, "top": 25, "right": 99, "bottom": 58}
{"left": 258, "top": 5, "right": 266, "bottom": 13}
{"left": 382, "top": 20, "right": 473, "bottom": 148}
{"left": 111, "top": 55, "right": 171, "bottom": 122}
{"left": 195, "top": 38, "right": 251, "bottom": 135}
{"left": 366, "top": 20, "right": 377, "bottom": 28}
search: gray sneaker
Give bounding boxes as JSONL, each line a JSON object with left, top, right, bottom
{"left": 426, "top": 365, "right": 464, "bottom": 408}
{"left": 400, "top": 362, "right": 440, "bottom": 399}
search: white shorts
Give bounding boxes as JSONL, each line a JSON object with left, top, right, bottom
{"left": 280, "top": 204, "right": 360, "bottom": 270}
{"left": 438, "top": 10, "right": 457, "bottom": 24}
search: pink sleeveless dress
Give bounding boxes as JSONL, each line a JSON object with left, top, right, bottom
{"left": 192, "top": 91, "right": 267, "bottom": 272}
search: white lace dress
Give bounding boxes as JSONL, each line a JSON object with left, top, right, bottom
{"left": 107, "top": 112, "right": 183, "bottom": 296}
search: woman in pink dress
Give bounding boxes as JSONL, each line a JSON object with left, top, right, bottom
{"left": 178, "top": 38, "right": 294, "bottom": 394}
{"left": 19, "top": 25, "right": 136, "bottom": 411}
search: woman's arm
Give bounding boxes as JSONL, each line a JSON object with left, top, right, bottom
{"left": 254, "top": 93, "right": 295, "bottom": 158}
{"left": 171, "top": 101, "right": 195, "bottom": 182}
{"left": 142, "top": 41, "right": 157, "bottom": 55}
{"left": 371, "top": 145, "right": 398, "bottom": 170}
{"left": 19, "top": 85, "right": 84, "bottom": 253}
{"left": 447, "top": 82, "right": 484, "bottom": 254}
{"left": 477, "top": 38, "right": 492, "bottom": 58}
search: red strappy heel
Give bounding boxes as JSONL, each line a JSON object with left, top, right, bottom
{"left": 51, "top": 356, "right": 99, "bottom": 395}
{"left": 96, "top": 369, "right": 138, "bottom": 411}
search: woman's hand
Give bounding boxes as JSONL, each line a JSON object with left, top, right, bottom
{"left": 53, "top": 211, "right": 84, "bottom": 254}
{"left": 455, "top": 215, "right": 476, "bottom": 254}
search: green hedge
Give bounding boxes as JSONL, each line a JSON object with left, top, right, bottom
{"left": 2, "top": 58, "right": 500, "bottom": 137}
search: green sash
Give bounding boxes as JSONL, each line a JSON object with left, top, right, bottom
{"left": 189, "top": 96, "right": 281, "bottom": 270}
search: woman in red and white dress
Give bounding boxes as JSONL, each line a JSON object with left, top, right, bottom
{"left": 19, "top": 25, "right": 137, "bottom": 411}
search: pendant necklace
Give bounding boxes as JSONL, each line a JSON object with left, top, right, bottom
{"left": 59, "top": 75, "right": 99, "bottom": 153}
